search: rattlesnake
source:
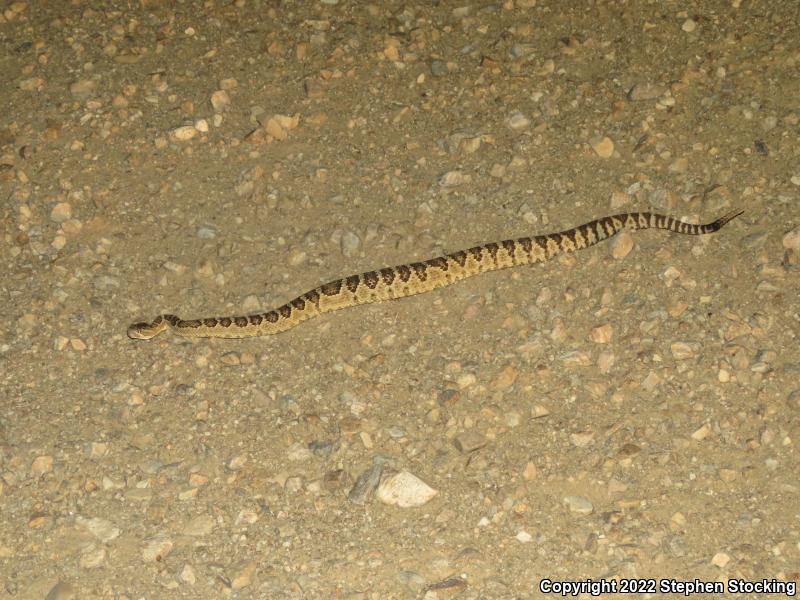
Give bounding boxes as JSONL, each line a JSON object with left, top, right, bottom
{"left": 128, "top": 210, "right": 742, "bottom": 340}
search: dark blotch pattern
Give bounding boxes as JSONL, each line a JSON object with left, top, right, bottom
{"left": 397, "top": 265, "right": 412, "bottom": 282}
{"left": 219, "top": 317, "right": 232, "bottom": 327}
{"left": 234, "top": 317, "right": 248, "bottom": 327}
{"left": 204, "top": 318, "right": 218, "bottom": 327}
{"left": 278, "top": 304, "right": 292, "bottom": 318}
{"left": 304, "top": 289, "right": 320, "bottom": 304}
{"left": 534, "top": 236, "right": 549, "bottom": 249}
{"left": 468, "top": 246, "right": 483, "bottom": 260}
{"left": 451, "top": 250, "right": 467, "bottom": 267}
{"left": 248, "top": 315, "right": 262, "bottom": 325}
{"left": 363, "top": 271, "right": 379, "bottom": 289}
{"left": 426, "top": 257, "right": 448, "bottom": 270}
{"left": 411, "top": 262, "right": 428, "bottom": 281}
{"left": 345, "top": 275, "right": 360, "bottom": 293}
{"left": 380, "top": 268, "right": 395, "bottom": 285}
{"left": 484, "top": 243, "right": 499, "bottom": 262}
{"left": 502, "top": 240, "right": 516, "bottom": 257}
{"left": 291, "top": 297, "right": 306, "bottom": 310}
{"left": 320, "top": 280, "right": 342, "bottom": 296}
{"left": 265, "top": 311, "right": 279, "bottom": 323}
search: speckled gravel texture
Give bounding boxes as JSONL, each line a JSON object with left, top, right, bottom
{"left": 1, "top": 0, "right": 799, "bottom": 598}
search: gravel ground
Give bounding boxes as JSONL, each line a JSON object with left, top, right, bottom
{"left": 1, "top": 0, "right": 799, "bottom": 598}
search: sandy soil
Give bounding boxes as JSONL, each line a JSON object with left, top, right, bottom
{"left": 1, "top": 0, "right": 798, "bottom": 598}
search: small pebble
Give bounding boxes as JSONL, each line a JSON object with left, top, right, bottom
{"left": 265, "top": 117, "right": 289, "bottom": 141}
{"left": 78, "top": 544, "right": 106, "bottom": 569}
{"left": 456, "top": 373, "right": 476, "bottom": 389}
{"left": 50, "top": 202, "right": 72, "bottom": 222}
{"left": 628, "top": 82, "right": 666, "bottom": 101}
{"left": 669, "top": 157, "right": 689, "bottom": 173}
{"left": 610, "top": 231, "right": 634, "bottom": 259}
{"left": 438, "top": 389, "right": 460, "bottom": 407}
{"left": 220, "top": 351, "right": 241, "bottom": 366}
{"left": 570, "top": 432, "right": 595, "bottom": 447}
{"left": 45, "top": 581, "right": 75, "bottom": 600}
{"left": 786, "top": 389, "right": 800, "bottom": 410}
{"left": 783, "top": 226, "right": 800, "bottom": 251}
{"left": 179, "top": 564, "right": 196, "bottom": 585}
{"left": 348, "top": 462, "right": 384, "bottom": 505}
{"left": 531, "top": 404, "right": 550, "bottom": 418}
{"left": 597, "top": 350, "right": 615, "bottom": 372}
{"left": 340, "top": 230, "right": 361, "bottom": 257}
{"left": 589, "top": 324, "right": 613, "bottom": 343}
{"left": 69, "top": 79, "right": 96, "bottom": 99}
{"left": 171, "top": 125, "right": 198, "bottom": 141}
{"left": 642, "top": 371, "right": 661, "bottom": 390}
{"left": 711, "top": 552, "right": 730, "bottom": 568}
{"left": 453, "top": 430, "right": 487, "bottom": 453}
{"left": 439, "top": 170, "right": 467, "bottom": 187}
{"left": 668, "top": 300, "right": 689, "bottom": 317}
{"left": 426, "top": 578, "right": 468, "bottom": 596}
{"left": 264, "top": 114, "right": 300, "bottom": 141}
{"left": 506, "top": 111, "right": 530, "bottom": 130}
{"left": 227, "top": 454, "right": 247, "bottom": 470}
{"left": 76, "top": 516, "right": 120, "bottom": 543}
{"left": 231, "top": 561, "right": 257, "bottom": 590}
{"left": 523, "top": 461, "right": 537, "bottom": 480}
{"left": 589, "top": 136, "right": 614, "bottom": 158}
{"left": 86, "top": 442, "right": 109, "bottom": 458}
{"left": 691, "top": 424, "right": 712, "bottom": 441}
{"left": 142, "top": 534, "right": 173, "bottom": 562}
{"left": 563, "top": 496, "right": 594, "bottom": 515}
{"left": 31, "top": 455, "right": 53, "bottom": 475}
{"left": 430, "top": 60, "right": 448, "bottom": 76}
{"left": 210, "top": 90, "right": 230, "bottom": 112}
{"left": 670, "top": 342, "right": 697, "bottom": 359}
{"left": 287, "top": 248, "right": 307, "bottom": 266}
{"left": 183, "top": 514, "right": 214, "bottom": 536}
{"left": 491, "top": 365, "right": 518, "bottom": 390}
{"left": 377, "top": 470, "right": 438, "bottom": 508}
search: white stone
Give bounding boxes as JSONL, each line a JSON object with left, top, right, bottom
{"left": 142, "top": 534, "right": 173, "bottom": 562}
{"left": 516, "top": 530, "right": 533, "bottom": 543}
{"left": 563, "top": 495, "right": 594, "bottom": 515}
{"left": 171, "top": 125, "right": 198, "bottom": 141}
{"left": 210, "top": 90, "right": 231, "bottom": 111}
{"left": 76, "top": 516, "right": 120, "bottom": 543}
{"left": 506, "top": 111, "right": 530, "bottom": 130}
{"left": 377, "top": 470, "right": 438, "bottom": 508}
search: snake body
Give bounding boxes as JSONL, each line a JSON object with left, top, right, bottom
{"left": 128, "top": 210, "right": 742, "bottom": 340}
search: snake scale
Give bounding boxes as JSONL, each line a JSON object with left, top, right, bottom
{"left": 128, "top": 210, "right": 742, "bottom": 340}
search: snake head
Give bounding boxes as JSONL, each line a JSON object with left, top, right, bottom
{"left": 127, "top": 315, "right": 172, "bottom": 340}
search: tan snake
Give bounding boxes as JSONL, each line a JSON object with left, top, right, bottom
{"left": 128, "top": 210, "right": 743, "bottom": 340}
